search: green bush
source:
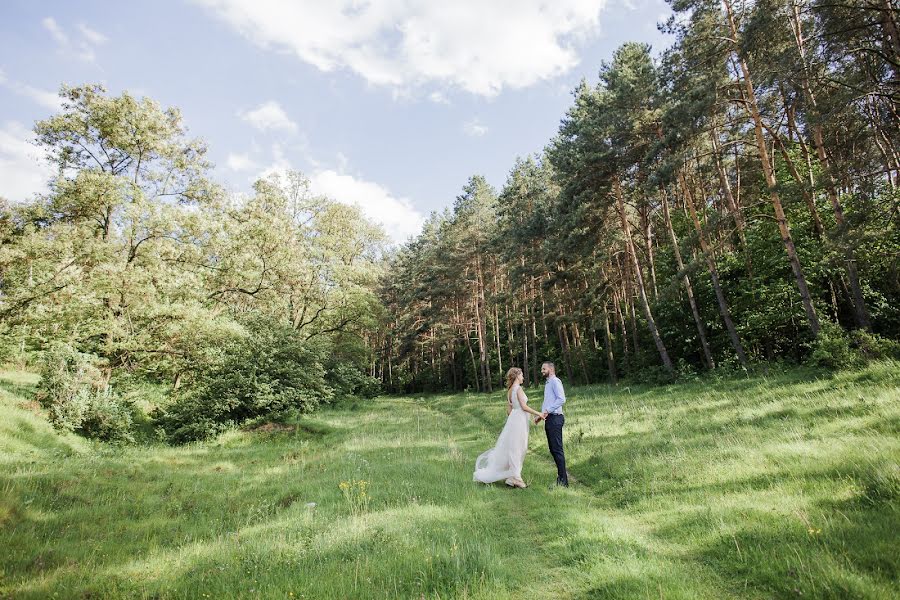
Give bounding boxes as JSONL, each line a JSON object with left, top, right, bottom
{"left": 807, "top": 322, "right": 900, "bottom": 370}
{"left": 73, "top": 392, "right": 136, "bottom": 443}
{"left": 807, "top": 321, "right": 859, "bottom": 369}
{"left": 851, "top": 329, "right": 900, "bottom": 362}
{"left": 37, "top": 343, "right": 135, "bottom": 443}
{"left": 153, "top": 317, "right": 333, "bottom": 444}
{"left": 631, "top": 364, "right": 677, "bottom": 385}
{"left": 327, "top": 362, "right": 382, "bottom": 400}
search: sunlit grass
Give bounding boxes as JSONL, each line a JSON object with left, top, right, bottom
{"left": 0, "top": 362, "right": 897, "bottom": 598}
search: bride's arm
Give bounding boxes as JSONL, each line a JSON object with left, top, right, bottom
{"left": 506, "top": 395, "right": 513, "bottom": 416}
{"left": 516, "top": 387, "right": 543, "bottom": 417}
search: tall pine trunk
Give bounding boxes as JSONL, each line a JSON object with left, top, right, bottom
{"left": 662, "top": 187, "right": 716, "bottom": 369}
{"left": 602, "top": 300, "right": 617, "bottom": 383}
{"left": 679, "top": 172, "right": 748, "bottom": 367}
{"left": 474, "top": 257, "right": 492, "bottom": 391}
{"left": 724, "top": 0, "right": 820, "bottom": 336}
{"left": 788, "top": 1, "right": 871, "bottom": 329}
{"left": 614, "top": 178, "right": 674, "bottom": 374}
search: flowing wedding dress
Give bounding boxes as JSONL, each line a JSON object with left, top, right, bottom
{"left": 473, "top": 384, "right": 530, "bottom": 484}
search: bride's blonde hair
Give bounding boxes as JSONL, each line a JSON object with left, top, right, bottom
{"left": 505, "top": 367, "right": 523, "bottom": 390}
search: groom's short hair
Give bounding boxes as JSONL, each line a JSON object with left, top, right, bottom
{"left": 542, "top": 361, "right": 555, "bottom": 370}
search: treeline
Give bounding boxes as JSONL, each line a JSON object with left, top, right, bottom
{"left": 374, "top": 0, "right": 900, "bottom": 393}
{"left": 0, "top": 85, "right": 384, "bottom": 442}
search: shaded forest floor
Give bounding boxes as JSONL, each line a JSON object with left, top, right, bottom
{"left": 1, "top": 363, "right": 898, "bottom": 599}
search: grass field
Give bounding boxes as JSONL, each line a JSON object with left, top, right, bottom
{"left": 1, "top": 363, "right": 898, "bottom": 599}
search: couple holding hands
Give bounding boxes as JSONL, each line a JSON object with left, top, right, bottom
{"left": 473, "top": 362, "right": 568, "bottom": 489}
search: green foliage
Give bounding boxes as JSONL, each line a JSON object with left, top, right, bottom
{"left": 327, "top": 362, "right": 381, "bottom": 400}
{"left": 1, "top": 86, "right": 386, "bottom": 440}
{"left": 36, "top": 343, "right": 134, "bottom": 443}
{"left": 807, "top": 322, "right": 900, "bottom": 370}
{"left": 851, "top": 329, "right": 900, "bottom": 362}
{"left": 70, "top": 392, "right": 137, "bottom": 444}
{"left": 153, "top": 317, "right": 333, "bottom": 443}
{"left": 807, "top": 321, "right": 858, "bottom": 369}
{"left": 5, "top": 0, "right": 900, "bottom": 428}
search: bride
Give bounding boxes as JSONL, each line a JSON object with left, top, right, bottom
{"left": 473, "top": 367, "right": 544, "bottom": 488}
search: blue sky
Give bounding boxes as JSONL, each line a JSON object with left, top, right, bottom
{"left": 0, "top": 0, "right": 672, "bottom": 242}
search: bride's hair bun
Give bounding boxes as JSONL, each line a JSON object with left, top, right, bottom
{"left": 505, "top": 367, "right": 523, "bottom": 389}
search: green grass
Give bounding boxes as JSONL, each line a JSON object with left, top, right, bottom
{"left": 1, "top": 363, "right": 898, "bottom": 599}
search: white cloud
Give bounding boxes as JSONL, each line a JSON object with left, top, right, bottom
{"left": 257, "top": 143, "right": 293, "bottom": 180}
{"left": 42, "top": 17, "right": 108, "bottom": 63}
{"left": 42, "top": 17, "right": 69, "bottom": 45}
{"left": 309, "top": 170, "right": 425, "bottom": 242}
{"left": 463, "top": 118, "right": 488, "bottom": 137}
{"left": 194, "top": 0, "right": 608, "bottom": 96}
{"left": 76, "top": 47, "right": 97, "bottom": 63}
{"left": 239, "top": 101, "right": 298, "bottom": 133}
{"left": 226, "top": 152, "right": 259, "bottom": 171}
{"left": 0, "top": 122, "right": 55, "bottom": 202}
{"left": 76, "top": 23, "right": 108, "bottom": 45}
{"left": 428, "top": 91, "right": 450, "bottom": 104}
{"left": 254, "top": 144, "right": 424, "bottom": 242}
{"left": 335, "top": 151, "right": 349, "bottom": 171}
{"left": 1, "top": 77, "right": 62, "bottom": 111}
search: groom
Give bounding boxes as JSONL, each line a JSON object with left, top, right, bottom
{"left": 537, "top": 362, "right": 568, "bottom": 487}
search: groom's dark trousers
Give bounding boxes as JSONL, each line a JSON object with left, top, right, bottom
{"left": 545, "top": 414, "right": 568, "bottom": 486}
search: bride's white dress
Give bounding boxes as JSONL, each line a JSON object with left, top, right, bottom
{"left": 473, "top": 384, "right": 530, "bottom": 483}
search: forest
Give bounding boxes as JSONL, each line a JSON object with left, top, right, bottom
{"left": 1, "top": 0, "right": 898, "bottom": 441}
{"left": 376, "top": 0, "right": 900, "bottom": 393}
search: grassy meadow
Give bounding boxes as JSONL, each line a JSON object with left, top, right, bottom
{"left": 1, "top": 363, "right": 899, "bottom": 599}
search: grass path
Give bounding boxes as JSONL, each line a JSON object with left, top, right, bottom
{"left": 1, "top": 364, "right": 898, "bottom": 598}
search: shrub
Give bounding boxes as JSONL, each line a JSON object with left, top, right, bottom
{"left": 327, "top": 362, "right": 382, "bottom": 400}
{"left": 807, "top": 321, "right": 859, "bottom": 369}
{"left": 154, "top": 317, "right": 333, "bottom": 444}
{"left": 674, "top": 358, "right": 700, "bottom": 381}
{"left": 807, "top": 322, "right": 900, "bottom": 370}
{"left": 632, "top": 364, "right": 677, "bottom": 385}
{"left": 851, "top": 330, "right": 900, "bottom": 362}
{"left": 73, "top": 392, "right": 136, "bottom": 443}
{"left": 36, "top": 343, "right": 135, "bottom": 443}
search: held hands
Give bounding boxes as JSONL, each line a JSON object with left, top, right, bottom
{"left": 533, "top": 411, "right": 548, "bottom": 424}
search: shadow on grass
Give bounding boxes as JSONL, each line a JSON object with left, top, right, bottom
{"left": 693, "top": 501, "right": 898, "bottom": 598}
{"left": 0, "top": 379, "right": 38, "bottom": 399}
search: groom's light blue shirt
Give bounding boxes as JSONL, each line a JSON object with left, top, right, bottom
{"left": 542, "top": 376, "right": 565, "bottom": 415}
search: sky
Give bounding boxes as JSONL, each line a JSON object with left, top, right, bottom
{"left": 0, "top": 0, "right": 673, "bottom": 243}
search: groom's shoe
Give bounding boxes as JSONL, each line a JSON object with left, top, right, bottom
{"left": 556, "top": 478, "right": 569, "bottom": 487}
